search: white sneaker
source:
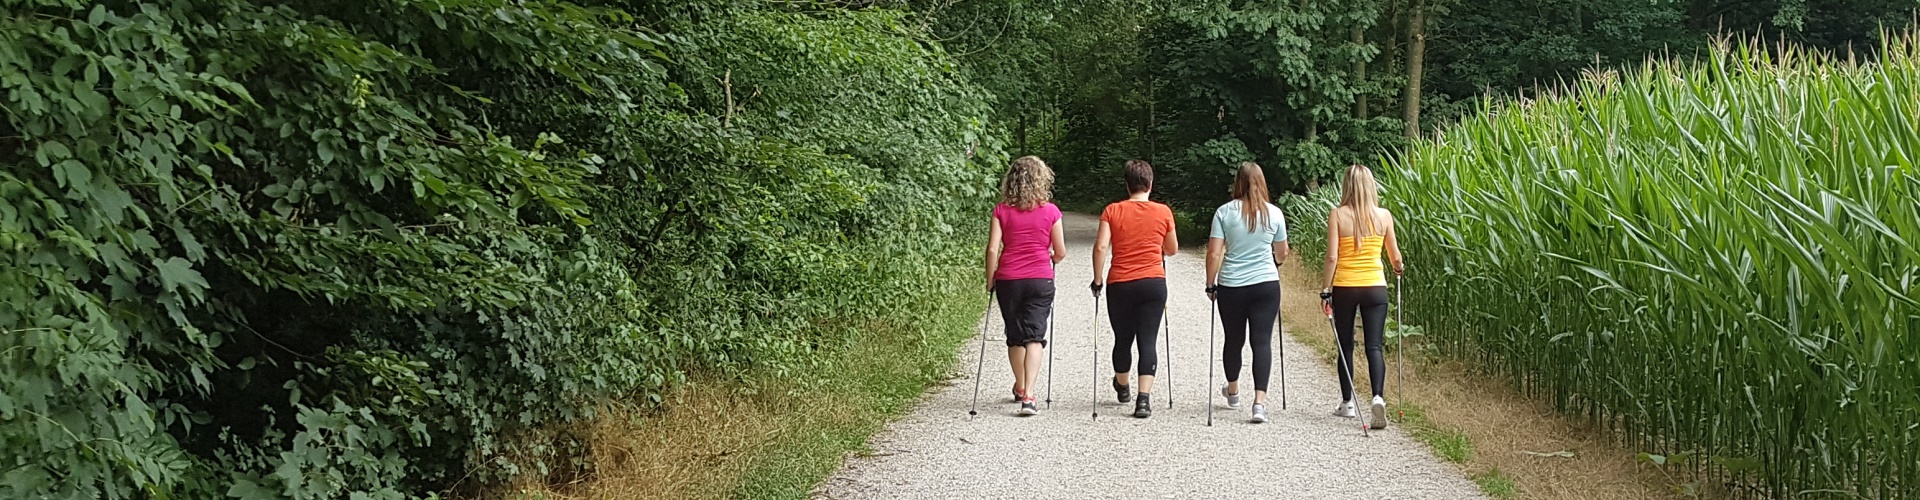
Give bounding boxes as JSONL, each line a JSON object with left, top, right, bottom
{"left": 1333, "top": 400, "right": 1357, "bottom": 418}
{"left": 1221, "top": 385, "right": 1241, "bottom": 409}
{"left": 1369, "top": 398, "right": 1389, "bottom": 429}
{"left": 1250, "top": 404, "right": 1269, "bottom": 423}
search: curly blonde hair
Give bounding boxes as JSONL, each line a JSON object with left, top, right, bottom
{"left": 999, "top": 156, "right": 1055, "bottom": 210}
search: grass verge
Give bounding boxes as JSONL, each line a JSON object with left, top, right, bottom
{"left": 1398, "top": 402, "right": 1473, "bottom": 464}
{"left": 498, "top": 278, "right": 984, "bottom": 500}
{"left": 1275, "top": 264, "right": 1690, "bottom": 499}
{"left": 1475, "top": 468, "right": 1520, "bottom": 499}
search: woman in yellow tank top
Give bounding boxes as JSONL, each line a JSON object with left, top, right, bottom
{"left": 1319, "top": 164, "right": 1404, "bottom": 430}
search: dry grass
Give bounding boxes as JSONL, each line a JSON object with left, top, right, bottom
{"left": 1276, "top": 264, "right": 1689, "bottom": 500}
{"left": 494, "top": 382, "right": 797, "bottom": 500}
{"left": 492, "top": 304, "right": 980, "bottom": 500}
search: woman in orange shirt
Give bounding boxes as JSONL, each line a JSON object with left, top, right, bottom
{"left": 1320, "top": 164, "right": 1404, "bottom": 430}
{"left": 1091, "top": 160, "right": 1179, "bottom": 419}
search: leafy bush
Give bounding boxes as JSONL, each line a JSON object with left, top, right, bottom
{"left": 0, "top": 0, "right": 993, "bottom": 497}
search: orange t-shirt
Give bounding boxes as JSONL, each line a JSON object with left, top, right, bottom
{"left": 1101, "top": 200, "right": 1175, "bottom": 284}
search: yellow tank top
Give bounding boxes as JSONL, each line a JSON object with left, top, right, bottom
{"left": 1332, "top": 213, "right": 1387, "bottom": 288}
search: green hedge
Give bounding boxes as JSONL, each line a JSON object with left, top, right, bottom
{"left": 0, "top": 1, "right": 995, "bottom": 498}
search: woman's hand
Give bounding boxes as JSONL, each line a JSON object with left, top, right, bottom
{"left": 1205, "top": 284, "right": 1218, "bottom": 302}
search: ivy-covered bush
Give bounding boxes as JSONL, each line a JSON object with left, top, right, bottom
{"left": 0, "top": 0, "right": 995, "bottom": 497}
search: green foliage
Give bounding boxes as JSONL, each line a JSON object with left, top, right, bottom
{"left": 1423, "top": 428, "right": 1474, "bottom": 464}
{"left": 1026, "top": 0, "right": 1409, "bottom": 211}
{"left": 1472, "top": 468, "right": 1518, "bottom": 498}
{"left": 940, "top": 0, "right": 1920, "bottom": 215}
{"left": 1389, "top": 37, "right": 1920, "bottom": 497}
{"left": 1, "top": 0, "right": 993, "bottom": 497}
{"left": 1276, "top": 185, "right": 1339, "bottom": 265}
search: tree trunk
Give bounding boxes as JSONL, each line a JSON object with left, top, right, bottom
{"left": 1353, "top": 25, "right": 1369, "bottom": 119}
{"left": 1147, "top": 78, "right": 1157, "bottom": 161}
{"left": 1018, "top": 111, "right": 1029, "bottom": 155}
{"left": 1403, "top": 0, "right": 1427, "bottom": 139}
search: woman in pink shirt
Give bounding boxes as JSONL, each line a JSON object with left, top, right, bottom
{"left": 985, "top": 156, "right": 1067, "bottom": 416}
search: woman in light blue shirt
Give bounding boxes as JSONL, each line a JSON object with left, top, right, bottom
{"left": 1204, "top": 162, "right": 1291, "bottom": 423}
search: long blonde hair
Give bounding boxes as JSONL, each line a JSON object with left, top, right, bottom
{"left": 1338, "top": 164, "right": 1380, "bottom": 237}
{"left": 999, "top": 156, "right": 1055, "bottom": 210}
{"left": 1232, "top": 162, "right": 1270, "bottom": 230}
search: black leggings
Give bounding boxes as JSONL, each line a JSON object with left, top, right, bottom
{"left": 1107, "top": 278, "right": 1165, "bottom": 377}
{"left": 1218, "top": 281, "right": 1279, "bottom": 392}
{"left": 1331, "top": 286, "right": 1388, "bottom": 402}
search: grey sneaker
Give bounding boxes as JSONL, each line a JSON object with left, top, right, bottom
{"left": 1019, "top": 399, "right": 1039, "bottom": 417}
{"left": 1250, "top": 404, "right": 1269, "bottom": 423}
{"left": 1221, "top": 385, "right": 1241, "bottom": 409}
{"left": 1369, "top": 399, "right": 1389, "bottom": 429}
{"left": 1132, "top": 393, "right": 1153, "bottom": 418}
{"left": 1333, "top": 400, "right": 1358, "bottom": 418}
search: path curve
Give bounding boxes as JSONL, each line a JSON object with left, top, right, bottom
{"left": 816, "top": 212, "right": 1482, "bottom": 499}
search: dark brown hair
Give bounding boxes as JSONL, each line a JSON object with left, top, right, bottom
{"left": 1233, "top": 162, "right": 1271, "bottom": 229}
{"left": 1123, "top": 159, "right": 1154, "bottom": 194}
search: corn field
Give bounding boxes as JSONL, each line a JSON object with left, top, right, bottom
{"left": 1386, "top": 38, "right": 1920, "bottom": 498}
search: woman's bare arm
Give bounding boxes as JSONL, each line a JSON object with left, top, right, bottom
{"left": 986, "top": 216, "right": 1004, "bottom": 291}
{"left": 1049, "top": 218, "right": 1068, "bottom": 266}
{"left": 1322, "top": 208, "right": 1342, "bottom": 290}
{"left": 1161, "top": 221, "right": 1179, "bottom": 256}
{"left": 1205, "top": 238, "right": 1225, "bottom": 288}
{"left": 1381, "top": 209, "right": 1403, "bottom": 274}
{"left": 1093, "top": 220, "right": 1113, "bottom": 286}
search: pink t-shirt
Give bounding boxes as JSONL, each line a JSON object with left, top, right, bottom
{"left": 992, "top": 202, "right": 1062, "bottom": 281}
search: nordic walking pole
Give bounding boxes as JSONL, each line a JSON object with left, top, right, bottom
{"left": 1395, "top": 272, "right": 1404, "bottom": 421}
{"left": 1325, "top": 297, "right": 1368, "bottom": 437}
{"left": 1207, "top": 292, "right": 1216, "bottom": 426}
{"left": 1091, "top": 292, "right": 1102, "bottom": 421}
{"left": 1045, "top": 270, "right": 1056, "bottom": 409}
{"left": 1277, "top": 293, "right": 1288, "bottom": 410}
{"left": 969, "top": 290, "right": 995, "bottom": 420}
{"left": 1163, "top": 258, "right": 1173, "bottom": 408}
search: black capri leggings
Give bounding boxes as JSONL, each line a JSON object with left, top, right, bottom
{"left": 1218, "top": 281, "right": 1279, "bottom": 392}
{"left": 1107, "top": 278, "right": 1166, "bottom": 377}
{"left": 994, "top": 278, "right": 1054, "bottom": 347}
{"left": 1331, "top": 286, "right": 1388, "bottom": 402}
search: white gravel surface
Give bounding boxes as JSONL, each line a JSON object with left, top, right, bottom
{"left": 815, "top": 213, "right": 1484, "bottom": 499}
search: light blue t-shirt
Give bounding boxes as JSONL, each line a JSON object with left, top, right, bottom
{"left": 1209, "top": 200, "right": 1288, "bottom": 287}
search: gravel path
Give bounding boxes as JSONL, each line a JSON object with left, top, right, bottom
{"left": 816, "top": 212, "right": 1483, "bottom": 499}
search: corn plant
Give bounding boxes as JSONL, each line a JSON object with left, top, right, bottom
{"left": 1385, "top": 35, "right": 1920, "bottom": 498}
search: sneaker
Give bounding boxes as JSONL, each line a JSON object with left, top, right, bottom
{"left": 1221, "top": 385, "right": 1241, "bottom": 409}
{"left": 1019, "top": 399, "right": 1040, "bottom": 416}
{"left": 1250, "top": 404, "right": 1269, "bottom": 423}
{"left": 1012, "top": 386, "right": 1023, "bottom": 403}
{"left": 1132, "top": 393, "right": 1153, "bottom": 418}
{"left": 1332, "top": 400, "right": 1357, "bottom": 418}
{"left": 1113, "top": 380, "right": 1132, "bottom": 403}
{"left": 1369, "top": 399, "right": 1389, "bottom": 430}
